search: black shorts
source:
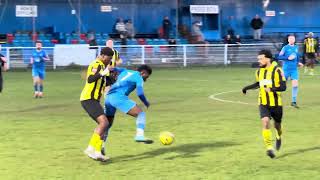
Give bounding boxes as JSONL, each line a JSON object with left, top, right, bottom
{"left": 259, "top": 105, "right": 283, "bottom": 123}
{"left": 305, "top": 53, "right": 316, "bottom": 60}
{"left": 81, "top": 99, "right": 105, "bottom": 121}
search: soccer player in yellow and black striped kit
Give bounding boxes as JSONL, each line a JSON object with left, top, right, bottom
{"left": 80, "top": 47, "right": 114, "bottom": 161}
{"left": 304, "top": 32, "right": 318, "bottom": 75}
{"left": 242, "top": 49, "right": 287, "bottom": 158}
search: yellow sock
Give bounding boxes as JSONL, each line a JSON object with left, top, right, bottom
{"left": 88, "top": 132, "right": 101, "bottom": 149}
{"left": 262, "top": 129, "right": 273, "bottom": 150}
{"left": 95, "top": 137, "right": 103, "bottom": 152}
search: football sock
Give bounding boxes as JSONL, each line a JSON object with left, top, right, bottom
{"left": 39, "top": 85, "right": 43, "bottom": 92}
{"left": 262, "top": 129, "right": 273, "bottom": 150}
{"left": 136, "top": 112, "right": 146, "bottom": 136}
{"left": 95, "top": 137, "right": 103, "bottom": 153}
{"left": 292, "top": 86, "right": 298, "bottom": 103}
{"left": 89, "top": 132, "right": 102, "bottom": 152}
{"left": 34, "top": 84, "right": 38, "bottom": 92}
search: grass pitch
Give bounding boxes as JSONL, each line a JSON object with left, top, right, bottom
{"left": 0, "top": 67, "right": 319, "bottom": 179}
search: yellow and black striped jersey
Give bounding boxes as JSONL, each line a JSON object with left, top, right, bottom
{"left": 255, "top": 64, "right": 286, "bottom": 107}
{"left": 80, "top": 59, "right": 108, "bottom": 101}
{"left": 304, "top": 38, "right": 318, "bottom": 53}
{"left": 110, "top": 49, "right": 122, "bottom": 67}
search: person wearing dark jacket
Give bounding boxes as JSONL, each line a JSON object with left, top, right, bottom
{"left": 250, "top": 14, "right": 264, "bottom": 40}
{"left": 162, "top": 16, "right": 172, "bottom": 39}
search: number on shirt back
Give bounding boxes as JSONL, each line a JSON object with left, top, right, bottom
{"left": 120, "top": 72, "right": 133, "bottom": 81}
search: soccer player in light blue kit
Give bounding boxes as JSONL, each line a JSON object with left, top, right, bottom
{"left": 30, "top": 41, "right": 50, "bottom": 98}
{"left": 278, "top": 35, "right": 303, "bottom": 108}
{"left": 102, "top": 65, "right": 153, "bottom": 156}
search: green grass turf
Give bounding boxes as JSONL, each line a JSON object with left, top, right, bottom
{"left": 0, "top": 67, "right": 319, "bottom": 179}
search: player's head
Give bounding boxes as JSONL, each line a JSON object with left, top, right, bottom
{"left": 106, "top": 39, "right": 114, "bottom": 49}
{"left": 137, "top": 65, "right": 152, "bottom": 82}
{"left": 257, "top": 49, "right": 273, "bottom": 68}
{"left": 308, "top": 32, "right": 314, "bottom": 38}
{"left": 35, "top": 41, "right": 42, "bottom": 50}
{"left": 287, "top": 35, "right": 295, "bottom": 45}
{"left": 100, "top": 47, "right": 114, "bottom": 64}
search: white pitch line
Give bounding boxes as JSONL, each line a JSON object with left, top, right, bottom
{"left": 208, "top": 90, "right": 255, "bottom": 106}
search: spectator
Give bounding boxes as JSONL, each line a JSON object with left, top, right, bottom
{"left": 192, "top": 21, "right": 204, "bottom": 43}
{"left": 250, "top": 14, "right": 264, "bottom": 40}
{"left": 235, "top": 35, "right": 241, "bottom": 44}
{"left": 115, "top": 18, "right": 127, "bottom": 45}
{"left": 162, "top": 16, "right": 172, "bottom": 39}
{"left": 125, "top": 19, "right": 135, "bottom": 39}
{"left": 224, "top": 34, "right": 233, "bottom": 44}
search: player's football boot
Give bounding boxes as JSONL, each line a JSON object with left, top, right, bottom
{"left": 291, "top": 102, "right": 299, "bottom": 108}
{"left": 266, "top": 149, "right": 276, "bottom": 159}
{"left": 95, "top": 152, "right": 110, "bottom": 162}
{"left": 84, "top": 146, "right": 109, "bottom": 162}
{"left": 84, "top": 146, "right": 97, "bottom": 160}
{"left": 135, "top": 135, "right": 154, "bottom": 144}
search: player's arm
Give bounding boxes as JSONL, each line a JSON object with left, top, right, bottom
{"left": 242, "top": 70, "right": 260, "bottom": 94}
{"left": 270, "top": 68, "right": 286, "bottom": 92}
{"left": 136, "top": 76, "right": 150, "bottom": 107}
{"left": 242, "top": 82, "right": 259, "bottom": 94}
{"left": 87, "top": 64, "right": 110, "bottom": 83}
{"left": 42, "top": 51, "right": 50, "bottom": 61}
{"left": 279, "top": 47, "right": 285, "bottom": 56}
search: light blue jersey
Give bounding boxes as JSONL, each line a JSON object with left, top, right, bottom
{"left": 32, "top": 50, "right": 47, "bottom": 79}
{"left": 279, "top": 44, "right": 299, "bottom": 70}
{"left": 105, "top": 68, "right": 149, "bottom": 116}
{"left": 32, "top": 50, "right": 47, "bottom": 69}
{"left": 108, "top": 68, "right": 144, "bottom": 96}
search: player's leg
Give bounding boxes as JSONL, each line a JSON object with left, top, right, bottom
{"left": 32, "top": 69, "right": 40, "bottom": 98}
{"left": 81, "top": 100, "right": 109, "bottom": 161}
{"left": 291, "top": 71, "right": 299, "bottom": 108}
{"left": 109, "top": 94, "right": 153, "bottom": 143}
{"left": 101, "top": 99, "right": 116, "bottom": 156}
{"left": 259, "top": 105, "right": 275, "bottom": 158}
{"left": 309, "top": 57, "right": 315, "bottom": 75}
{"left": 38, "top": 70, "right": 45, "bottom": 98}
{"left": 271, "top": 106, "right": 283, "bottom": 151}
{"left": 127, "top": 105, "right": 153, "bottom": 143}
{"left": 304, "top": 56, "right": 310, "bottom": 73}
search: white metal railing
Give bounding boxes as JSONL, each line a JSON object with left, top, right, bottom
{"left": 2, "top": 43, "right": 289, "bottom": 69}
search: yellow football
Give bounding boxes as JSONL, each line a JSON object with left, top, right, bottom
{"left": 159, "top": 131, "right": 175, "bottom": 145}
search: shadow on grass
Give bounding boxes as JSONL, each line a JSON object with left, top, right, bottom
{"left": 105, "top": 141, "right": 239, "bottom": 164}
{"left": 277, "top": 146, "right": 320, "bottom": 159}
